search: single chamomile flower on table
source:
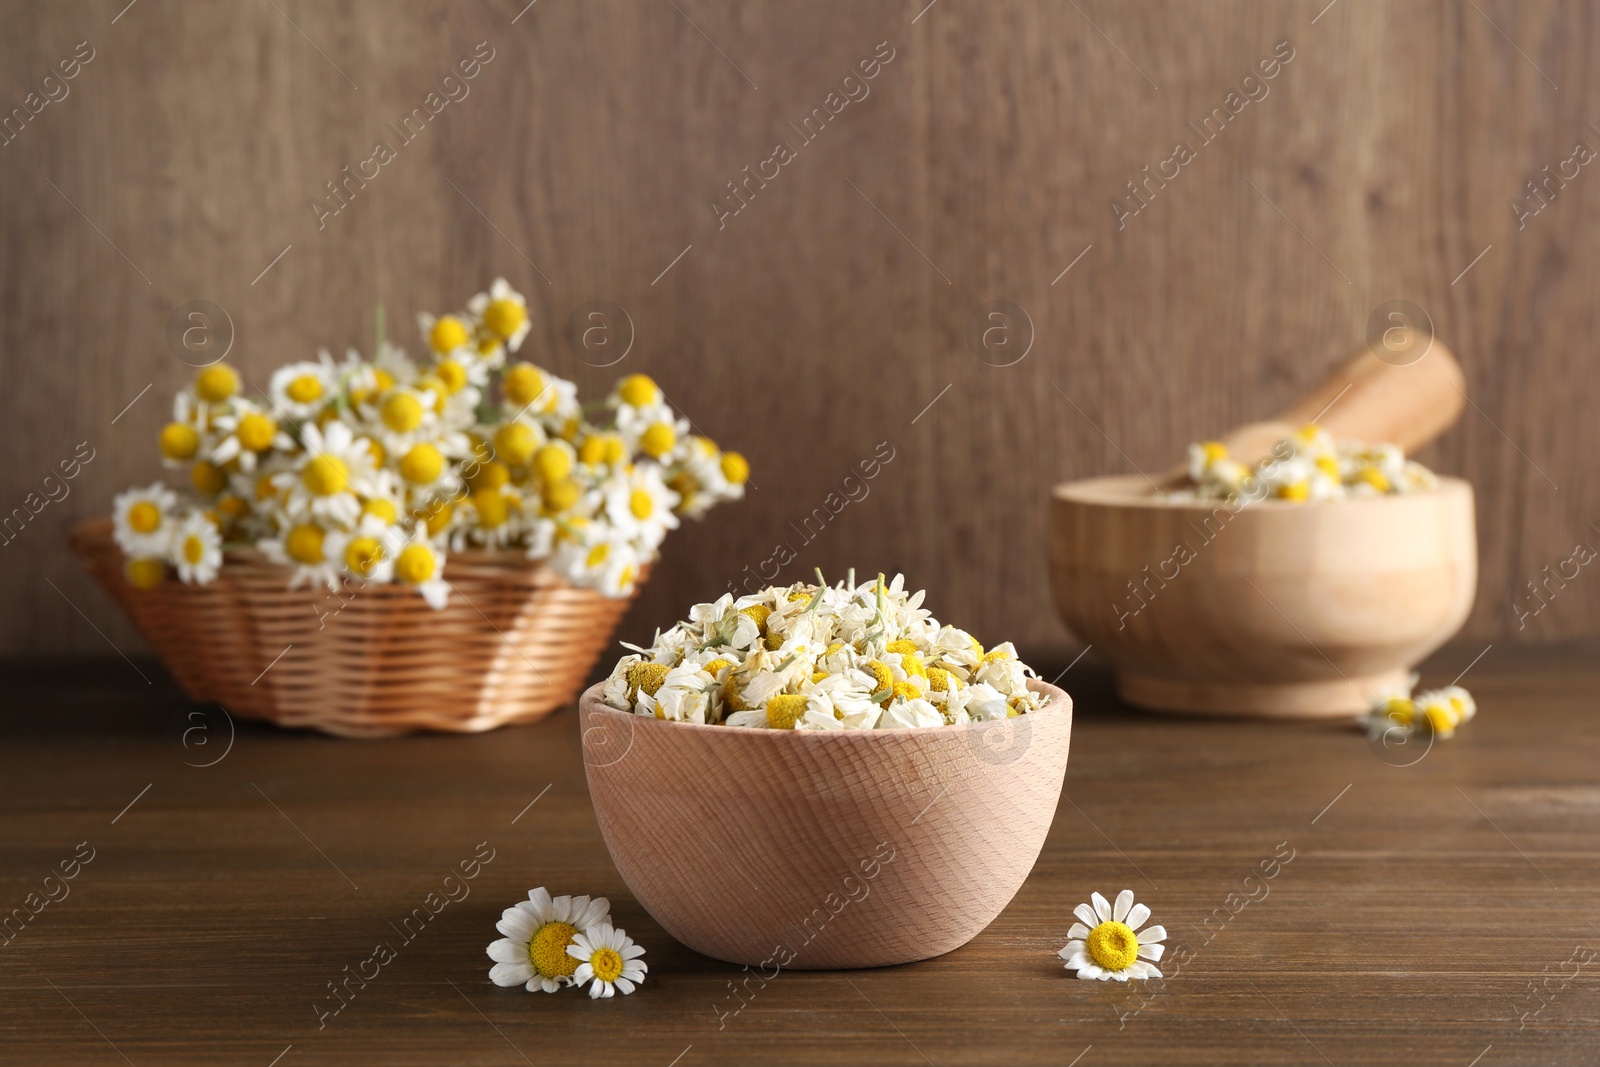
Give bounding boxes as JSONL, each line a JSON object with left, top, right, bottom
{"left": 567, "top": 923, "right": 648, "bottom": 999}
{"left": 487, "top": 888, "right": 613, "bottom": 993}
{"left": 169, "top": 511, "right": 223, "bottom": 584}
{"left": 1059, "top": 890, "right": 1165, "bottom": 982}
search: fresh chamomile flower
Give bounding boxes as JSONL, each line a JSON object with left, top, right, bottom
{"left": 468, "top": 277, "right": 531, "bottom": 354}
{"left": 258, "top": 520, "right": 342, "bottom": 591}
{"left": 279, "top": 420, "right": 379, "bottom": 527}
{"left": 456, "top": 484, "right": 526, "bottom": 550}
{"left": 567, "top": 923, "right": 648, "bottom": 999}
{"left": 1059, "top": 890, "right": 1166, "bottom": 982}
{"left": 324, "top": 514, "right": 403, "bottom": 585}
{"left": 603, "top": 465, "right": 681, "bottom": 550}
{"left": 112, "top": 483, "right": 178, "bottom": 557}
{"left": 209, "top": 400, "right": 294, "bottom": 472}
{"left": 552, "top": 532, "right": 641, "bottom": 598}
{"left": 269, "top": 354, "right": 338, "bottom": 421}
{"left": 417, "top": 311, "right": 473, "bottom": 357}
{"left": 487, "top": 888, "right": 613, "bottom": 993}
{"left": 169, "top": 511, "right": 223, "bottom": 584}
{"left": 391, "top": 528, "right": 449, "bottom": 609}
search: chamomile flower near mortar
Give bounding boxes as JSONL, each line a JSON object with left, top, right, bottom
{"left": 169, "top": 512, "right": 223, "bottom": 584}
{"left": 112, "top": 483, "right": 178, "bottom": 557}
{"left": 487, "top": 888, "right": 613, "bottom": 993}
{"left": 1059, "top": 890, "right": 1166, "bottom": 982}
{"left": 568, "top": 923, "right": 648, "bottom": 999}
{"left": 269, "top": 353, "right": 338, "bottom": 421}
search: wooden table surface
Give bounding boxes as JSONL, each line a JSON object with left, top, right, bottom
{"left": 2, "top": 643, "right": 1596, "bottom": 1066}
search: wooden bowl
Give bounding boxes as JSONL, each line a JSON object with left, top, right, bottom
{"left": 579, "top": 680, "right": 1072, "bottom": 968}
{"left": 1051, "top": 476, "right": 1476, "bottom": 719}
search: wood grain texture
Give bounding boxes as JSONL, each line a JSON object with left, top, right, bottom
{"left": 579, "top": 680, "right": 1072, "bottom": 968}
{"left": 0, "top": 643, "right": 1596, "bottom": 1065}
{"left": 2, "top": 0, "right": 1599, "bottom": 662}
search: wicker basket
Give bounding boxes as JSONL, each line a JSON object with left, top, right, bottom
{"left": 69, "top": 519, "right": 644, "bottom": 738}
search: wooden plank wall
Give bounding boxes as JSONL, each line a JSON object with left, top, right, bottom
{"left": 1, "top": 0, "right": 1595, "bottom": 657}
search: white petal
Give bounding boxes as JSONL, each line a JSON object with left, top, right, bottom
{"left": 527, "top": 886, "right": 553, "bottom": 913}
{"left": 1091, "top": 892, "right": 1112, "bottom": 922}
{"left": 573, "top": 963, "right": 594, "bottom": 984}
{"left": 1113, "top": 890, "right": 1134, "bottom": 922}
{"left": 622, "top": 944, "right": 647, "bottom": 960}
{"left": 1073, "top": 903, "right": 1098, "bottom": 928}
{"left": 1126, "top": 903, "right": 1151, "bottom": 931}
{"left": 614, "top": 977, "right": 635, "bottom": 995}
{"left": 486, "top": 938, "right": 527, "bottom": 964}
{"left": 1138, "top": 943, "right": 1165, "bottom": 961}
{"left": 1130, "top": 961, "right": 1163, "bottom": 980}
{"left": 1061, "top": 950, "right": 1089, "bottom": 969}
{"left": 1076, "top": 964, "right": 1106, "bottom": 980}
{"left": 622, "top": 963, "right": 647, "bottom": 982}
{"left": 1067, "top": 923, "right": 1090, "bottom": 940}
{"left": 1139, "top": 925, "right": 1167, "bottom": 944}
{"left": 1109, "top": 970, "right": 1131, "bottom": 982}
{"left": 489, "top": 962, "right": 533, "bottom": 987}
{"left": 1057, "top": 940, "right": 1085, "bottom": 959}
{"left": 497, "top": 908, "right": 536, "bottom": 940}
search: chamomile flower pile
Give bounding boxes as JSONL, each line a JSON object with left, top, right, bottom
{"left": 1175, "top": 424, "right": 1439, "bottom": 503}
{"left": 109, "top": 279, "right": 749, "bottom": 605}
{"left": 599, "top": 572, "right": 1053, "bottom": 730}
{"left": 1366, "top": 676, "right": 1476, "bottom": 741}
{"left": 487, "top": 888, "right": 647, "bottom": 998}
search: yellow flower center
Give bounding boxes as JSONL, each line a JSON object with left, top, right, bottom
{"left": 285, "top": 523, "right": 325, "bottom": 564}
{"left": 1356, "top": 466, "right": 1391, "bottom": 493}
{"left": 1276, "top": 480, "right": 1310, "bottom": 502}
{"left": 703, "top": 658, "right": 731, "bottom": 678}
{"left": 125, "top": 557, "right": 166, "bottom": 589}
{"left": 1200, "top": 440, "right": 1228, "bottom": 466}
{"left": 472, "top": 489, "right": 512, "bottom": 528}
{"left": 890, "top": 681, "right": 921, "bottom": 703}
{"left": 1315, "top": 455, "right": 1341, "bottom": 478}
{"left": 533, "top": 444, "right": 572, "bottom": 484}
{"left": 160, "top": 422, "right": 199, "bottom": 460}
{"left": 740, "top": 604, "right": 771, "bottom": 633}
{"left": 381, "top": 392, "right": 424, "bottom": 432}
{"left": 617, "top": 374, "right": 659, "bottom": 407}
{"left": 629, "top": 488, "right": 655, "bottom": 520}
{"left": 765, "top": 694, "right": 808, "bottom": 729}
{"left": 578, "top": 434, "right": 624, "bottom": 466}
{"left": 639, "top": 422, "right": 676, "bottom": 459}
{"left": 484, "top": 298, "right": 527, "bottom": 341}
{"left": 542, "top": 479, "right": 580, "bottom": 513}
{"left": 927, "top": 667, "right": 951, "bottom": 692}
{"left": 395, "top": 543, "right": 436, "bottom": 584}
{"left": 586, "top": 542, "right": 610, "bottom": 568}
{"left": 528, "top": 921, "right": 581, "bottom": 979}
{"left": 362, "top": 498, "right": 397, "bottom": 524}
{"left": 344, "top": 536, "right": 385, "bottom": 578}
{"left": 191, "top": 461, "right": 228, "bottom": 496}
{"left": 127, "top": 501, "right": 162, "bottom": 534}
{"left": 494, "top": 422, "right": 538, "bottom": 466}
{"left": 195, "top": 363, "right": 239, "bottom": 403}
{"left": 625, "top": 661, "right": 670, "bottom": 699}
{"left": 435, "top": 359, "right": 468, "bottom": 394}
{"left": 1086, "top": 920, "right": 1139, "bottom": 971}
{"left": 285, "top": 373, "right": 324, "bottom": 405}
{"left": 810, "top": 670, "right": 830, "bottom": 683}
{"left": 424, "top": 502, "right": 454, "bottom": 535}
{"left": 399, "top": 444, "right": 443, "bottom": 484}
{"left": 589, "top": 946, "right": 624, "bottom": 984}
{"left": 864, "top": 659, "right": 894, "bottom": 695}
{"left": 468, "top": 460, "right": 511, "bottom": 492}
{"left": 218, "top": 495, "right": 249, "bottom": 520}
{"left": 182, "top": 534, "right": 207, "bottom": 565}
{"left": 237, "top": 412, "right": 277, "bottom": 452}
{"left": 720, "top": 451, "right": 750, "bottom": 485}
{"left": 429, "top": 315, "right": 470, "bottom": 354}
{"left": 302, "top": 454, "right": 349, "bottom": 496}
{"left": 502, "top": 363, "right": 545, "bottom": 407}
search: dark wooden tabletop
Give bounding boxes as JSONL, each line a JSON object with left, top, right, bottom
{"left": 1, "top": 643, "right": 1596, "bottom": 1067}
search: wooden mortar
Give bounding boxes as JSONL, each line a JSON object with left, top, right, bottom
{"left": 1051, "top": 344, "right": 1476, "bottom": 719}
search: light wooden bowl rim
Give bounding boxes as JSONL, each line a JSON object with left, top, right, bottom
{"left": 1052, "top": 473, "right": 1471, "bottom": 511}
{"left": 579, "top": 677, "right": 1071, "bottom": 741}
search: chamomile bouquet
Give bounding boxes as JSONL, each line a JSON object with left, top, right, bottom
{"left": 110, "top": 279, "right": 749, "bottom": 606}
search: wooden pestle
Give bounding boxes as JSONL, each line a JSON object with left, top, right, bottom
{"left": 1187, "top": 341, "right": 1466, "bottom": 479}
